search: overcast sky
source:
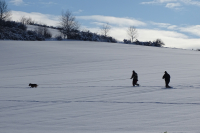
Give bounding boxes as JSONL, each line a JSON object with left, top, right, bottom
{"left": 7, "top": 0, "right": 200, "bottom": 49}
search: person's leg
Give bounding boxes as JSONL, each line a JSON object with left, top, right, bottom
{"left": 133, "top": 79, "right": 138, "bottom": 86}
{"left": 167, "top": 80, "right": 170, "bottom": 87}
{"left": 165, "top": 80, "right": 167, "bottom": 87}
{"left": 165, "top": 80, "right": 170, "bottom": 87}
{"left": 135, "top": 80, "right": 139, "bottom": 86}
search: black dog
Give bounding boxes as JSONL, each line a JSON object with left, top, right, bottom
{"left": 29, "top": 83, "right": 38, "bottom": 88}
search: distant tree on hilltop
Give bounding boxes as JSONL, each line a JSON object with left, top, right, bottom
{"left": 59, "top": 10, "right": 80, "bottom": 39}
{"left": 0, "top": 0, "right": 11, "bottom": 22}
{"left": 19, "top": 16, "right": 36, "bottom": 25}
{"left": 101, "top": 23, "right": 111, "bottom": 37}
{"left": 0, "top": 0, "right": 11, "bottom": 31}
{"left": 127, "top": 26, "right": 138, "bottom": 42}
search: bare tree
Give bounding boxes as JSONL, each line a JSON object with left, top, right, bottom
{"left": 26, "top": 17, "right": 35, "bottom": 25}
{"left": 19, "top": 16, "right": 27, "bottom": 25}
{"left": 127, "top": 26, "right": 138, "bottom": 42}
{"left": 101, "top": 23, "right": 111, "bottom": 37}
{"left": 34, "top": 25, "right": 52, "bottom": 39}
{"left": 59, "top": 10, "right": 80, "bottom": 39}
{"left": 0, "top": 0, "right": 11, "bottom": 21}
{"left": 20, "top": 16, "right": 37, "bottom": 25}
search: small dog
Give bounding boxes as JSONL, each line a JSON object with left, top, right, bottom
{"left": 29, "top": 83, "right": 38, "bottom": 88}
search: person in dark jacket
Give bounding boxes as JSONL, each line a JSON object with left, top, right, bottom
{"left": 162, "top": 71, "right": 170, "bottom": 88}
{"left": 130, "top": 70, "right": 139, "bottom": 86}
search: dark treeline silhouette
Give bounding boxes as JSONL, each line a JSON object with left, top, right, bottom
{"left": 0, "top": 0, "right": 165, "bottom": 45}
{"left": 0, "top": 20, "right": 45, "bottom": 40}
{"left": 65, "top": 29, "right": 117, "bottom": 43}
{"left": 124, "top": 39, "right": 165, "bottom": 47}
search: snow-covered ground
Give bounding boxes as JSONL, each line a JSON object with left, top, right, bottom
{"left": 1, "top": 41, "right": 200, "bottom": 133}
{"left": 27, "top": 25, "right": 60, "bottom": 38}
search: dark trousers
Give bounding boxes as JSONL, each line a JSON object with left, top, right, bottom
{"left": 165, "top": 79, "right": 170, "bottom": 87}
{"left": 132, "top": 79, "right": 138, "bottom": 86}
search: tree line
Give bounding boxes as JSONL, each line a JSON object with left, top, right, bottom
{"left": 0, "top": 0, "right": 165, "bottom": 46}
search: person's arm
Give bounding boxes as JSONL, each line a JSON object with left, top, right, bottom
{"left": 162, "top": 74, "right": 165, "bottom": 79}
{"left": 130, "top": 74, "right": 133, "bottom": 79}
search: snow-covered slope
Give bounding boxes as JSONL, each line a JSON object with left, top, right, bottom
{"left": 1, "top": 41, "right": 200, "bottom": 133}
{"left": 27, "top": 25, "right": 60, "bottom": 38}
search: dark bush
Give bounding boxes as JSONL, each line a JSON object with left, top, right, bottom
{"left": 0, "top": 20, "right": 45, "bottom": 41}
{"left": 65, "top": 29, "right": 117, "bottom": 43}
{"left": 127, "top": 39, "right": 165, "bottom": 47}
{"left": 55, "top": 35, "right": 63, "bottom": 40}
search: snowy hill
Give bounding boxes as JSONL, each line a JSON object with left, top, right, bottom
{"left": 1, "top": 41, "right": 200, "bottom": 133}
{"left": 27, "top": 25, "right": 60, "bottom": 38}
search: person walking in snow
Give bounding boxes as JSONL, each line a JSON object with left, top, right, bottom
{"left": 162, "top": 71, "right": 171, "bottom": 88}
{"left": 130, "top": 70, "right": 139, "bottom": 86}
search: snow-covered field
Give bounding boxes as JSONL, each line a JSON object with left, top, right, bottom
{"left": 1, "top": 41, "right": 200, "bottom": 133}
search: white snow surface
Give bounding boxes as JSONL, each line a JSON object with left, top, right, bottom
{"left": 1, "top": 41, "right": 200, "bottom": 133}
